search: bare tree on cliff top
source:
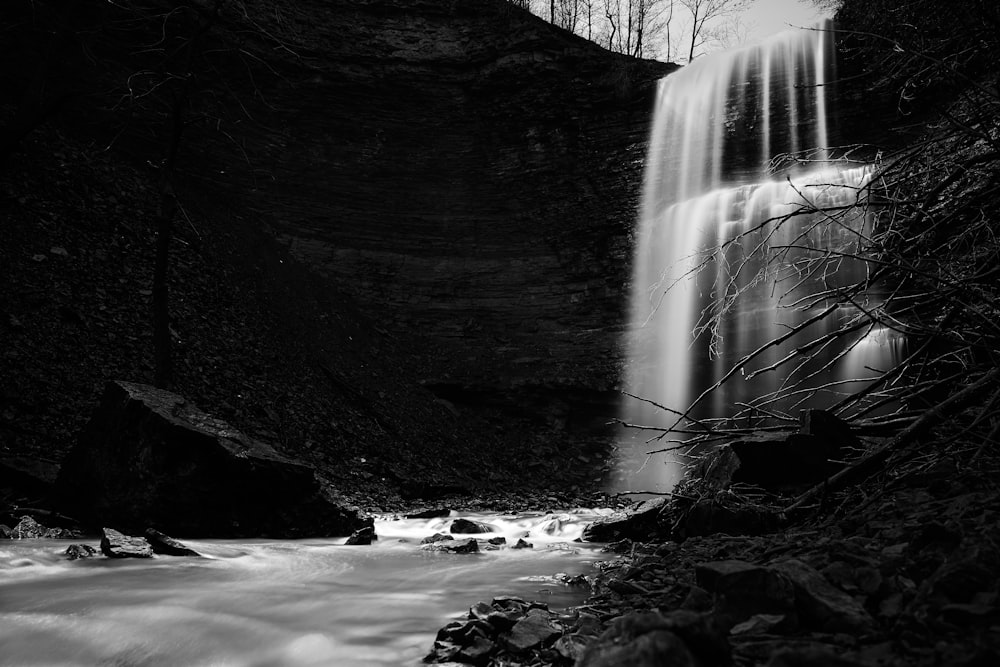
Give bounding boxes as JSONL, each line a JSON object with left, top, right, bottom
{"left": 601, "top": 0, "right": 674, "bottom": 58}
{"left": 680, "top": 0, "right": 752, "bottom": 61}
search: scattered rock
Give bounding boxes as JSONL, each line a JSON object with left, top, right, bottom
{"left": 56, "top": 381, "right": 371, "bottom": 538}
{"left": 64, "top": 544, "right": 98, "bottom": 560}
{"left": 421, "top": 532, "right": 454, "bottom": 544}
{"left": 487, "top": 536, "right": 506, "bottom": 545}
{"left": 426, "top": 597, "right": 564, "bottom": 664}
{"left": 345, "top": 526, "right": 377, "bottom": 545}
{"left": 100, "top": 527, "right": 153, "bottom": 558}
{"left": 512, "top": 538, "right": 533, "bottom": 549}
{"left": 144, "top": 528, "right": 201, "bottom": 556}
{"left": 450, "top": 518, "right": 496, "bottom": 534}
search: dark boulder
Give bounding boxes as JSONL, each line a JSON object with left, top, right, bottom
{"left": 64, "top": 544, "right": 98, "bottom": 560}
{"left": 512, "top": 538, "right": 533, "bottom": 549}
{"left": 56, "top": 381, "right": 371, "bottom": 538}
{"left": 345, "top": 526, "right": 377, "bottom": 545}
{"left": 581, "top": 497, "right": 669, "bottom": 542}
{"left": 423, "top": 537, "right": 480, "bottom": 554}
{"left": 144, "top": 528, "right": 201, "bottom": 557}
{"left": 101, "top": 527, "right": 153, "bottom": 558}
{"left": 695, "top": 560, "right": 797, "bottom": 628}
{"left": 450, "top": 518, "right": 496, "bottom": 534}
{"left": 501, "top": 608, "right": 561, "bottom": 653}
{"left": 771, "top": 559, "right": 874, "bottom": 634}
{"left": 694, "top": 410, "right": 857, "bottom": 492}
{"left": 421, "top": 532, "right": 454, "bottom": 545}
{"left": 577, "top": 610, "right": 728, "bottom": 667}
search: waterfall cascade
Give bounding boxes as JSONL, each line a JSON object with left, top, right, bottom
{"left": 620, "top": 21, "right": 902, "bottom": 493}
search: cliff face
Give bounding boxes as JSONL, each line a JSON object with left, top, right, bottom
{"left": 0, "top": 0, "right": 672, "bottom": 500}
{"left": 200, "top": 0, "right": 673, "bottom": 416}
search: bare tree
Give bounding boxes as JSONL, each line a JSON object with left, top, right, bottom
{"left": 679, "top": 0, "right": 751, "bottom": 61}
{"left": 599, "top": 0, "right": 673, "bottom": 58}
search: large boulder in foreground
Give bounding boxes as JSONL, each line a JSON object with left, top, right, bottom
{"left": 56, "top": 381, "right": 370, "bottom": 538}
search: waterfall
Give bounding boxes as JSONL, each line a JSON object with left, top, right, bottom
{"left": 618, "top": 21, "right": 901, "bottom": 494}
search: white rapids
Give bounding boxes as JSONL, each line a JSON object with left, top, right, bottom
{"left": 0, "top": 510, "right": 612, "bottom": 666}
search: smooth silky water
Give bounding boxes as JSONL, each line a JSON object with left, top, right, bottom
{"left": 0, "top": 511, "right": 609, "bottom": 666}
{"left": 619, "top": 21, "right": 902, "bottom": 493}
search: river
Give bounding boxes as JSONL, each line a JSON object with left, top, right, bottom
{"left": 0, "top": 510, "right": 610, "bottom": 666}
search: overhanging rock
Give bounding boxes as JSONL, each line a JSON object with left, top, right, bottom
{"left": 56, "top": 381, "right": 370, "bottom": 538}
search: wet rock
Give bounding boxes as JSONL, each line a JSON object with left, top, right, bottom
{"left": 144, "top": 528, "right": 200, "bottom": 556}
{"left": 772, "top": 559, "right": 874, "bottom": 634}
{"left": 0, "top": 524, "right": 10, "bottom": 538}
{"left": 450, "top": 518, "right": 496, "bottom": 534}
{"left": 56, "top": 381, "right": 371, "bottom": 538}
{"left": 421, "top": 532, "right": 454, "bottom": 544}
{"left": 455, "top": 635, "right": 495, "bottom": 663}
{"left": 581, "top": 497, "right": 669, "bottom": 542}
{"left": 556, "top": 572, "right": 589, "bottom": 586}
{"left": 100, "top": 527, "right": 153, "bottom": 558}
{"left": 64, "top": 544, "right": 97, "bottom": 560}
{"left": 11, "top": 516, "right": 46, "bottom": 538}
{"left": 502, "top": 608, "right": 560, "bottom": 653}
{"left": 345, "top": 526, "right": 377, "bottom": 545}
{"left": 486, "top": 536, "right": 506, "bottom": 546}
{"left": 423, "top": 537, "right": 479, "bottom": 554}
{"left": 512, "top": 538, "right": 533, "bottom": 549}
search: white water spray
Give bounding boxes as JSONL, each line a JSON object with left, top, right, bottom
{"left": 619, "top": 21, "right": 900, "bottom": 493}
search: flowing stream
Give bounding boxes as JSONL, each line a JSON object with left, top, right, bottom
{"left": 0, "top": 511, "right": 608, "bottom": 666}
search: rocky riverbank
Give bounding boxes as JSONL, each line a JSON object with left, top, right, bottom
{"left": 424, "top": 430, "right": 1000, "bottom": 666}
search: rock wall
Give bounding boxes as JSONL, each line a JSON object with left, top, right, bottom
{"left": 0, "top": 0, "right": 674, "bottom": 496}
{"left": 186, "top": 0, "right": 674, "bottom": 421}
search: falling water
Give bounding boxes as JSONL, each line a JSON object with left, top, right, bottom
{"left": 619, "top": 21, "right": 901, "bottom": 493}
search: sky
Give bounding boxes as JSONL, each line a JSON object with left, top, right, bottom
{"left": 742, "top": 0, "right": 831, "bottom": 44}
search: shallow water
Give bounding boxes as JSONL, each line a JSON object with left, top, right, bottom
{"left": 0, "top": 510, "right": 610, "bottom": 666}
